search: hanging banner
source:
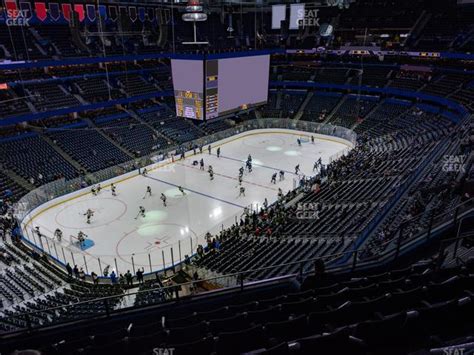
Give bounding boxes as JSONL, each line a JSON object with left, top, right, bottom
{"left": 74, "top": 4, "right": 85, "bottom": 22}
{"left": 61, "top": 3, "right": 71, "bottom": 22}
{"left": 155, "top": 8, "right": 161, "bottom": 25}
{"left": 129, "top": 6, "right": 137, "bottom": 22}
{"left": 19, "top": 1, "right": 32, "bottom": 19}
{"left": 119, "top": 6, "right": 127, "bottom": 21}
{"left": 164, "top": 8, "right": 170, "bottom": 24}
{"left": 147, "top": 7, "right": 154, "bottom": 22}
{"left": 86, "top": 4, "right": 96, "bottom": 22}
{"left": 138, "top": 7, "right": 145, "bottom": 22}
{"left": 5, "top": 0, "right": 19, "bottom": 18}
{"left": 108, "top": 6, "right": 117, "bottom": 22}
{"left": 98, "top": 5, "right": 107, "bottom": 20}
{"left": 289, "top": 4, "right": 305, "bottom": 30}
{"left": 49, "top": 2, "right": 60, "bottom": 21}
{"left": 34, "top": 2, "right": 47, "bottom": 21}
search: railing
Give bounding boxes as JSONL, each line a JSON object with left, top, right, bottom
{"left": 3, "top": 197, "right": 472, "bottom": 335}
{"left": 13, "top": 118, "right": 357, "bottom": 278}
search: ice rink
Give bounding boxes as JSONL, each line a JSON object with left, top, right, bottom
{"left": 21, "top": 129, "right": 350, "bottom": 276}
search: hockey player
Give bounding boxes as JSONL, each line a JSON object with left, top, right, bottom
{"left": 217, "top": 147, "right": 221, "bottom": 158}
{"left": 111, "top": 183, "right": 117, "bottom": 196}
{"left": 135, "top": 206, "right": 146, "bottom": 219}
{"left": 279, "top": 170, "right": 285, "bottom": 181}
{"left": 297, "top": 138, "right": 302, "bottom": 147}
{"left": 77, "top": 231, "right": 86, "bottom": 247}
{"left": 313, "top": 161, "right": 318, "bottom": 172}
{"left": 295, "top": 164, "right": 300, "bottom": 174}
{"left": 239, "top": 166, "right": 244, "bottom": 176}
{"left": 247, "top": 154, "right": 252, "bottom": 163}
{"left": 246, "top": 160, "right": 253, "bottom": 172}
{"left": 84, "top": 209, "right": 94, "bottom": 224}
{"left": 311, "top": 136, "right": 315, "bottom": 144}
{"left": 179, "top": 186, "right": 186, "bottom": 195}
{"left": 91, "top": 186, "right": 97, "bottom": 196}
{"left": 54, "top": 228, "right": 62, "bottom": 242}
{"left": 238, "top": 174, "right": 243, "bottom": 185}
{"left": 271, "top": 173, "right": 277, "bottom": 184}
{"left": 161, "top": 193, "right": 167, "bottom": 207}
{"left": 143, "top": 186, "right": 152, "bottom": 199}
{"left": 96, "top": 184, "right": 101, "bottom": 194}
{"left": 208, "top": 144, "right": 212, "bottom": 155}
{"left": 239, "top": 186, "right": 245, "bottom": 197}
{"left": 142, "top": 168, "right": 148, "bottom": 176}
{"left": 200, "top": 159, "right": 205, "bottom": 171}
{"left": 208, "top": 165, "right": 214, "bottom": 180}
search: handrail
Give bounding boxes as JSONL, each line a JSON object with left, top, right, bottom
{"left": 4, "top": 119, "right": 472, "bottom": 334}
{"left": 13, "top": 119, "right": 357, "bottom": 278}
{"left": 3, "top": 197, "right": 472, "bottom": 334}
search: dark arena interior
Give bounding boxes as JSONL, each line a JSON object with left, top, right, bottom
{"left": 0, "top": 0, "right": 474, "bottom": 354}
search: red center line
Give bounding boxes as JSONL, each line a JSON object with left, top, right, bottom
{"left": 175, "top": 161, "right": 278, "bottom": 191}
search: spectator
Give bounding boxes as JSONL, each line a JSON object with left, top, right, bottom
{"left": 66, "top": 263, "right": 73, "bottom": 278}
{"left": 300, "top": 258, "right": 326, "bottom": 291}
{"left": 125, "top": 270, "right": 133, "bottom": 286}
{"left": 136, "top": 268, "right": 144, "bottom": 284}
{"left": 91, "top": 271, "right": 99, "bottom": 285}
{"left": 73, "top": 265, "right": 79, "bottom": 279}
{"left": 110, "top": 270, "right": 117, "bottom": 284}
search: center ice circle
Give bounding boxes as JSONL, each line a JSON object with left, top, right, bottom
{"left": 116, "top": 223, "right": 199, "bottom": 261}
{"left": 55, "top": 198, "right": 128, "bottom": 229}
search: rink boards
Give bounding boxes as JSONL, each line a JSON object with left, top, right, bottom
{"left": 19, "top": 128, "right": 353, "bottom": 276}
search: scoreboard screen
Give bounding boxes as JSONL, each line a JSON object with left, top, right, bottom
{"left": 215, "top": 54, "right": 270, "bottom": 116}
{"left": 171, "top": 59, "right": 204, "bottom": 120}
{"left": 171, "top": 53, "right": 270, "bottom": 120}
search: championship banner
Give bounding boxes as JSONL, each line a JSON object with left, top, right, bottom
{"left": 19, "top": 1, "right": 32, "bottom": 19}
{"left": 61, "top": 3, "right": 71, "bottom": 22}
{"left": 119, "top": 6, "right": 127, "bottom": 20}
{"left": 108, "top": 5, "right": 117, "bottom": 22}
{"left": 138, "top": 7, "right": 145, "bottom": 22}
{"left": 34, "top": 2, "right": 47, "bottom": 21}
{"left": 86, "top": 4, "right": 96, "bottom": 22}
{"left": 155, "top": 8, "right": 161, "bottom": 25}
{"left": 147, "top": 7, "right": 154, "bottom": 22}
{"left": 5, "top": 0, "right": 19, "bottom": 18}
{"left": 74, "top": 4, "right": 85, "bottom": 22}
{"left": 98, "top": 4, "right": 107, "bottom": 20}
{"left": 129, "top": 6, "right": 137, "bottom": 22}
{"left": 49, "top": 2, "right": 60, "bottom": 21}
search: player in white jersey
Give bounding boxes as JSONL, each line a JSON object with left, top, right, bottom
{"left": 84, "top": 209, "right": 94, "bottom": 224}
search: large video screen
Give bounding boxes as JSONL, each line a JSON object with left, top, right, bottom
{"left": 213, "top": 54, "right": 270, "bottom": 116}
{"left": 171, "top": 54, "right": 270, "bottom": 120}
{"left": 171, "top": 59, "right": 204, "bottom": 120}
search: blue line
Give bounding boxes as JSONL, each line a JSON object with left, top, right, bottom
{"left": 215, "top": 154, "right": 296, "bottom": 175}
{"left": 145, "top": 175, "right": 245, "bottom": 209}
